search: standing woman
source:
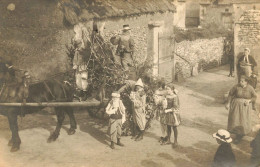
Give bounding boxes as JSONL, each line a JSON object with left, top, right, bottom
{"left": 225, "top": 75, "right": 257, "bottom": 143}
{"left": 161, "top": 87, "right": 181, "bottom": 148}
{"left": 130, "top": 78, "right": 146, "bottom": 141}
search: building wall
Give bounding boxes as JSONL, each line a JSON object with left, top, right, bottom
{"left": 80, "top": 12, "right": 175, "bottom": 79}
{"left": 100, "top": 12, "right": 175, "bottom": 65}
{"left": 200, "top": 4, "right": 234, "bottom": 29}
{"left": 233, "top": 3, "right": 260, "bottom": 75}
{"left": 0, "top": 0, "right": 74, "bottom": 80}
{"left": 0, "top": 0, "right": 175, "bottom": 80}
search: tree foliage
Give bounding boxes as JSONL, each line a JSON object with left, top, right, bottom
{"left": 66, "top": 31, "right": 127, "bottom": 94}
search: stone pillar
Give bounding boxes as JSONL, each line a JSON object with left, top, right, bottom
{"left": 147, "top": 21, "right": 163, "bottom": 76}
{"left": 173, "top": 0, "right": 186, "bottom": 28}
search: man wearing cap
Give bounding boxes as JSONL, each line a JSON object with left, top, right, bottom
{"left": 212, "top": 129, "right": 236, "bottom": 167}
{"left": 110, "top": 24, "right": 135, "bottom": 73}
{"left": 129, "top": 78, "right": 146, "bottom": 141}
{"left": 237, "top": 48, "right": 258, "bottom": 89}
{"left": 106, "top": 91, "right": 126, "bottom": 149}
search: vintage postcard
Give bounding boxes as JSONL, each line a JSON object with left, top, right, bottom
{"left": 0, "top": 0, "right": 260, "bottom": 167}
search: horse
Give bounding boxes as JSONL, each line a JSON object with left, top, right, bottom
{"left": 0, "top": 64, "right": 77, "bottom": 152}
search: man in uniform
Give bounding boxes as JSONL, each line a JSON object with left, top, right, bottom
{"left": 110, "top": 25, "right": 135, "bottom": 80}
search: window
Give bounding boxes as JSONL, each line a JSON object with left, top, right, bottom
{"left": 225, "top": 8, "right": 229, "bottom": 12}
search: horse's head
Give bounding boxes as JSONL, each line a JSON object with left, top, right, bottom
{"left": 0, "top": 62, "right": 9, "bottom": 83}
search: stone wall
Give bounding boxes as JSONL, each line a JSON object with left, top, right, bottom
{"left": 233, "top": 4, "right": 260, "bottom": 75}
{"left": 175, "top": 37, "right": 225, "bottom": 78}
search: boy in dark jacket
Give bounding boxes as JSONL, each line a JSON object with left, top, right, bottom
{"left": 212, "top": 129, "right": 236, "bottom": 167}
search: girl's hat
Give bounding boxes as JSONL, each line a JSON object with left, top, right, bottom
{"left": 135, "top": 78, "right": 144, "bottom": 88}
{"left": 213, "top": 129, "right": 232, "bottom": 143}
{"left": 112, "top": 92, "right": 120, "bottom": 98}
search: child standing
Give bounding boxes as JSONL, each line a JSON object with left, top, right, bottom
{"left": 106, "top": 92, "right": 126, "bottom": 149}
{"left": 212, "top": 129, "right": 236, "bottom": 167}
{"left": 161, "top": 87, "right": 180, "bottom": 148}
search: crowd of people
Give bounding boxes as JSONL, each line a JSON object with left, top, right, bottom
{"left": 105, "top": 78, "right": 181, "bottom": 149}
{"left": 1, "top": 23, "right": 259, "bottom": 166}
{"left": 102, "top": 26, "right": 260, "bottom": 167}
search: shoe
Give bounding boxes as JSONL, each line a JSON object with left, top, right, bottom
{"left": 161, "top": 140, "right": 171, "bottom": 145}
{"left": 110, "top": 142, "right": 115, "bottom": 149}
{"left": 135, "top": 135, "right": 143, "bottom": 141}
{"left": 117, "top": 138, "right": 124, "bottom": 147}
{"left": 158, "top": 137, "right": 164, "bottom": 143}
{"left": 172, "top": 142, "right": 178, "bottom": 148}
{"left": 135, "top": 130, "right": 144, "bottom": 141}
{"left": 131, "top": 135, "right": 137, "bottom": 139}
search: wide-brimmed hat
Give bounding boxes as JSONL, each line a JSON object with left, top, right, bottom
{"left": 122, "top": 24, "right": 131, "bottom": 31}
{"left": 213, "top": 129, "right": 232, "bottom": 143}
{"left": 244, "top": 48, "right": 250, "bottom": 52}
{"left": 112, "top": 92, "right": 120, "bottom": 98}
{"left": 135, "top": 78, "right": 144, "bottom": 88}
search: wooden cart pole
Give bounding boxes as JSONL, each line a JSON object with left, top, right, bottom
{"left": 0, "top": 101, "right": 108, "bottom": 107}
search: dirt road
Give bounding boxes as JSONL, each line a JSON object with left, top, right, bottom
{"left": 0, "top": 65, "right": 259, "bottom": 167}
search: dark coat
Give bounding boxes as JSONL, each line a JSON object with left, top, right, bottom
{"left": 212, "top": 143, "right": 236, "bottom": 167}
{"left": 251, "top": 130, "right": 260, "bottom": 167}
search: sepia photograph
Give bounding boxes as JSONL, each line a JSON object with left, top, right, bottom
{"left": 0, "top": 0, "right": 259, "bottom": 166}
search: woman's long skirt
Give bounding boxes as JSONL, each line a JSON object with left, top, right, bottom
{"left": 133, "top": 108, "right": 146, "bottom": 131}
{"left": 228, "top": 98, "right": 252, "bottom": 135}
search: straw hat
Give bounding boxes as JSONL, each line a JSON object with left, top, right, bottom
{"left": 122, "top": 24, "right": 131, "bottom": 31}
{"left": 244, "top": 48, "right": 250, "bottom": 53}
{"left": 213, "top": 129, "right": 232, "bottom": 143}
{"left": 135, "top": 78, "right": 144, "bottom": 88}
{"left": 112, "top": 92, "right": 120, "bottom": 98}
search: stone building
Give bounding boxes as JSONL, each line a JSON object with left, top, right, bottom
{"left": 233, "top": 0, "right": 260, "bottom": 75}
{"left": 186, "top": 0, "right": 200, "bottom": 27}
{"left": 0, "top": 0, "right": 188, "bottom": 81}
{"left": 199, "top": 0, "right": 234, "bottom": 30}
